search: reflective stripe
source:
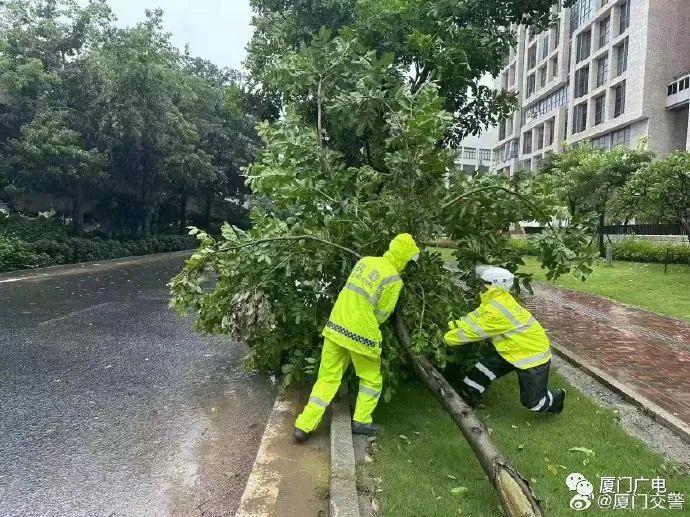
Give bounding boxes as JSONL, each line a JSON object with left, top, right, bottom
{"left": 547, "top": 390, "right": 554, "bottom": 408}
{"left": 465, "top": 318, "right": 489, "bottom": 339}
{"left": 463, "top": 377, "right": 485, "bottom": 393}
{"left": 513, "top": 349, "right": 552, "bottom": 368}
{"left": 530, "top": 396, "right": 548, "bottom": 412}
{"left": 492, "top": 317, "right": 537, "bottom": 343}
{"left": 374, "top": 309, "right": 391, "bottom": 320}
{"left": 345, "top": 282, "right": 376, "bottom": 305}
{"left": 359, "top": 386, "right": 381, "bottom": 399}
{"left": 325, "top": 321, "right": 379, "bottom": 348}
{"left": 309, "top": 396, "right": 328, "bottom": 408}
{"left": 372, "top": 274, "right": 402, "bottom": 305}
{"left": 475, "top": 362, "right": 496, "bottom": 381}
{"left": 489, "top": 300, "right": 523, "bottom": 328}
{"left": 456, "top": 327, "right": 472, "bottom": 343}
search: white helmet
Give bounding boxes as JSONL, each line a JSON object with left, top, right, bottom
{"left": 475, "top": 265, "right": 514, "bottom": 290}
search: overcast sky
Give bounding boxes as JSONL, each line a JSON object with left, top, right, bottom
{"left": 102, "top": 0, "right": 253, "bottom": 70}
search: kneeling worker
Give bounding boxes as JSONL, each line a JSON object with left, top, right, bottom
{"left": 444, "top": 265, "right": 565, "bottom": 414}
{"left": 294, "top": 234, "right": 420, "bottom": 442}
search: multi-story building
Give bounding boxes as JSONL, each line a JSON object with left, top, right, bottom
{"left": 454, "top": 132, "right": 494, "bottom": 175}
{"left": 491, "top": 0, "right": 690, "bottom": 176}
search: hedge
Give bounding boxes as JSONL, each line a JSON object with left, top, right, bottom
{"left": 0, "top": 234, "right": 197, "bottom": 273}
{"left": 427, "top": 237, "right": 689, "bottom": 265}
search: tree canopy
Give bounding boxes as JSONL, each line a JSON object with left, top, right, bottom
{"left": 170, "top": 0, "right": 594, "bottom": 395}
{"left": 0, "top": 0, "right": 264, "bottom": 235}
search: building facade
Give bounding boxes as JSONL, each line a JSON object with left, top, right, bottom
{"left": 491, "top": 0, "right": 690, "bottom": 176}
{"left": 454, "top": 132, "right": 494, "bottom": 175}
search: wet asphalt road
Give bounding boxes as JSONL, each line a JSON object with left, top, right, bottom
{"left": 0, "top": 253, "right": 276, "bottom": 516}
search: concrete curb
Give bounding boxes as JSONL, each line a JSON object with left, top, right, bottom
{"left": 329, "top": 385, "right": 361, "bottom": 517}
{"left": 552, "top": 342, "right": 690, "bottom": 444}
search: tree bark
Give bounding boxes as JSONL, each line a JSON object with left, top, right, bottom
{"left": 598, "top": 212, "right": 606, "bottom": 257}
{"left": 393, "top": 313, "right": 544, "bottom": 517}
{"left": 204, "top": 192, "right": 213, "bottom": 231}
{"left": 72, "top": 186, "right": 84, "bottom": 235}
{"left": 179, "top": 193, "right": 188, "bottom": 235}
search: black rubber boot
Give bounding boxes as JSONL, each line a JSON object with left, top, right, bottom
{"left": 352, "top": 421, "right": 380, "bottom": 436}
{"left": 548, "top": 389, "right": 566, "bottom": 414}
{"left": 459, "top": 386, "right": 482, "bottom": 409}
{"left": 293, "top": 428, "right": 309, "bottom": 443}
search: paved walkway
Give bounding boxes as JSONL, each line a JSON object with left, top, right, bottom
{"left": 524, "top": 284, "right": 690, "bottom": 438}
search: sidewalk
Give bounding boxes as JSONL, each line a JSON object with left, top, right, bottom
{"left": 524, "top": 284, "right": 690, "bottom": 439}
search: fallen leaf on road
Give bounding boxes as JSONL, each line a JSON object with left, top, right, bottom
{"left": 450, "top": 486, "right": 468, "bottom": 496}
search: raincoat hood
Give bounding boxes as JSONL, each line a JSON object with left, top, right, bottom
{"left": 383, "top": 233, "right": 420, "bottom": 273}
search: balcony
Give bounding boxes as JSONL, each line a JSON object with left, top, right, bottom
{"left": 666, "top": 73, "right": 690, "bottom": 110}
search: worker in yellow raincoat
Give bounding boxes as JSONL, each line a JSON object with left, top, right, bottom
{"left": 443, "top": 265, "right": 566, "bottom": 414}
{"left": 293, "top": 234, "right": 420, "bottom": 442}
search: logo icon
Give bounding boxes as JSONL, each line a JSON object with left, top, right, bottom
{"left": 567, "top": 473, "right": 594, "bottom": 511}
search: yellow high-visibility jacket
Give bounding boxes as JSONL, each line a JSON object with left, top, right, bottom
{"left": 323, "top": 234, "right": 419, "bottom": 358}
{"left": 443, "top": 286, "right": 551, "bottom": 369}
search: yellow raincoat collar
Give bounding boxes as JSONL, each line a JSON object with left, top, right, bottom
{"left": 480, "top": 286, "right": 509, "bottom": 303}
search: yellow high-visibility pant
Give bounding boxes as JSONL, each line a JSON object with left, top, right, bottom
{"left": 295, "top": 338, "right": 382, "bottom": 433}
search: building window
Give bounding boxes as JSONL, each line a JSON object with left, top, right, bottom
{"left": 463, "top": 147, "right": 476, "bottom": 159}
{"left": 613, "top": 82, "right": 626, "bottom": 117}
{"left": 668, "top": 83, "right": 678, "bottom": 96}
{"left": 615, "top": 38, "right": 628, "bottom": 76}
{"left": 550, "top": 56, "right": 559, "bottom": 78}
{"left": 542, "top": 35, "right": 550, "bottom": 58}
{"left": 508, "top": 64, "right": 516, "bottom": 87}
{"left": 594, "top": 95, "right": 605, "bottom": 125}
{"left": 619, "top": 1, "right": 630, "bottom": 34}
{"left": 479, "top": 149, "right": 491, "bottom": 161}
{"left": 527, "top": 45, "right": 537, "bottom": 70}
{"left": 612, "top": 126, "right": 631, "bottom": 147}
{"left": 681, "top": 77, "right": 690, "bottom": 91}
{"left": 598, "top": 16, "right": 610, "bottom": 48}
{"left": 575, "top": 66, "right": 589, "bottom": 98}
{"left": 527, "top": 73, "right": 536, "bottom": 97}
{"left": 523, "top": 132, "right": 532, "bottom": 154}
{"left": 539, "top": 65, "right": 548, "bottom": 88}
{"left": 553, "top": 21, "right": 560, "bottom": 47}
{"left": 592, "top": 134, "right": 610, "bottom": 149}
{"left": 510, "top": 139, "right": 519, "bottom": 158}
{"left": 570, "top": 0, "right": 594, "bottom": 35}
{"left": 536, "top": 125, "right": 545, "bottom": 150}
{"left": 499, "top": 119, "right": 506, "bottom": 140}
{"left": 574, "top": 102, "right": 587, "bottom": 133}
{"left": 576, "top": 30, "right": 592, "bottom": 63}
{"left": 596, "top": 55, "right": 609, "bottom": 87}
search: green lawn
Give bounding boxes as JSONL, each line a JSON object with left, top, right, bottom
{"left": 430, "top": 247, "right": 690, "bottom": 321}
{"left": 365, "top": 376, "right": 690, "bottom": 517}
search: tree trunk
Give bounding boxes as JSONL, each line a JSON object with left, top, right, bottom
{"left": 393, "top": 313, "right": 544, "bottom": 517}
{"left": 598, "top": 212, "right": 606, "bottom": 257}
{"left": 204, "top": 193, "right": 213, "bottom": 231}
{"left": 179, "top": 193, "right": 188, "bottom": 235}
{"left": 681, "top": 216, "right": 690, "bottom": 246}
{"left": 72, "top": 187, "right": 84, "bottom": 235}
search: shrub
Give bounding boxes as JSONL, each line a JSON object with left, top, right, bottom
{"left": 0, "top": 236, "right": 56, "bottom": 272}
{"left": 0, "top": 213, "right": 70, "bottom": 242}
{"left": 611, "top": 238, "right": 689, "bottom": 264}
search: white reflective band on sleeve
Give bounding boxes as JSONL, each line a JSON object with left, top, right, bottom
{"left": 359, "top": 386, "right": 381, "bottom": 399}
{"left": 547, "top": 390, "right": 553, "bottom": 408}
{"left": 475, "top": 362, "right": 496, "bottom": 381}
{"left": 489, "top": 300, "right": 524, "bottom": 328}
{"left": 467, "top": 319, "right": 489, "bottom": 339}
{"left": 374, "top": 309, "right": 390, "bottom": 320}
{"left": 512, "top": 349, "right": 552, "bottom": 368}
{"left": 463, "top": 377, "right": 485, "bottom": 393}
{"left": 530, "top": 395, "right": 548, "bottom": 411}
{"left": 372, "top": 274, "right": 402, "bottom": 304}
{"left": 309, "top": 396, "right": 328, "bottom": 408}
{"left": 456, "top": 327, "right": 472, "bottom": 343}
